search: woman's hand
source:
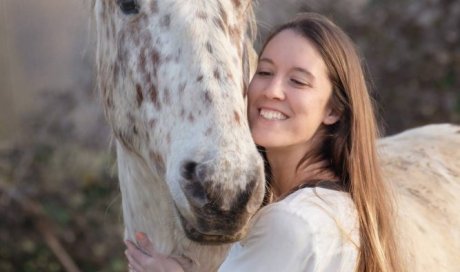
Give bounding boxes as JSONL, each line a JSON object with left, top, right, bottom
{"left": 124, "top": 232, "right": 185, "bottom": 272}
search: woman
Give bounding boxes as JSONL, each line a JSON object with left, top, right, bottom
{"left": 125, "top": 12, "right": 403, "bottom": 272}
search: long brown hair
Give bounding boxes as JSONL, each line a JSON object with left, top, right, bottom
{"left": 259, "top": 13, "right": 403, "bottom": 271}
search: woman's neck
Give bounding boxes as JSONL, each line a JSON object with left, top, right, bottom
{"left": 266, "top": 144, "right": 337, "bottom": 199}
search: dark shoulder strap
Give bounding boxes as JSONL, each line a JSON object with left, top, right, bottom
{"left": 294, "top": 179, "right": 345, "bottom": 192}
{"left": 278, "top": 180, "right": 346, "bottom": 201}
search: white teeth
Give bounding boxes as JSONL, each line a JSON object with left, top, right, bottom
{"left": 260, "top": 109, "right": 287, "bottom": 120}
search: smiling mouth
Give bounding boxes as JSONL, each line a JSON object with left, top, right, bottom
{"left": 176, "top": 208, "right": 244, "bottom": 244}
{"left": 259, "top": 109, "right": 288, "bottom": 120}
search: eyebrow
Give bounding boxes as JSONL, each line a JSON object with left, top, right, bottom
{"left": 293, "top": 67, "right": 316, "bottom": 81}
{"left": 258, "top": 57, "right": 316, "bottom": 81}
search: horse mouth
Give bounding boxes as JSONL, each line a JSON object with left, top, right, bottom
{"left": 176, "top": 208, "right": 246, "bottom": 244}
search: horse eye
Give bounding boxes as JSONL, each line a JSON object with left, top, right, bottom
{"left": 117, "top": 0, "right": 140, "bottom": 15}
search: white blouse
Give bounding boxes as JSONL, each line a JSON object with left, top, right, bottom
{"left": 219, "top": 187, "right": 360, "bottom": 272}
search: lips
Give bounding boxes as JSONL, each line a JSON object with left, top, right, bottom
{"left": 176, "top": 206, "right": 245, "bottom": 244}
{"left": 259, "top": 108, "right": 288, "bottom": 120}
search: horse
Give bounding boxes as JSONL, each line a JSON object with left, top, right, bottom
{"left": 94, "top": 1, "right": 460, "bottom": 270}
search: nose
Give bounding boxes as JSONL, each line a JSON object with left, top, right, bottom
{"left": 263, "top": 77, "right": 285, "bottom": 100}
{"left": 177, "top": 156, "right": 265, "bottom": 241}
{"left": 180, "top": 161, "right": 259, "bottom": 211}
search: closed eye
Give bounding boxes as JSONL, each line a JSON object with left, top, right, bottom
{"left": 291, "top": 78, "right": 309, "bottom": 87}
{"left": 256, "top": 71, "right": 272, "bottom": 76}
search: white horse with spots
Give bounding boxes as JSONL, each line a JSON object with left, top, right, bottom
{"left": 379, "top": 124, "right": 460, "bottom": 271}
{"left": 94, "top": 0, "right": 460, "bottom": 271}
{"left": 95, "top": 0, "right": 262, "bottom": 271}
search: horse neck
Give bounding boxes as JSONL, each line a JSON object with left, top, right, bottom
{"left": 117, "top": 142, "right": 231, "bottom": 270}
{"left": 116, "top": 142, "right": 176, "bottom": 254}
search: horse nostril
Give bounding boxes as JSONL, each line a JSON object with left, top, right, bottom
{"left": 181, "top": 161, "right": 208, "bottom": 205}
{"left": 181, "top": 161, "right": 198, "bottom": 180}
{"left": 186, "top": 179, "right": 207, "bottom": 202}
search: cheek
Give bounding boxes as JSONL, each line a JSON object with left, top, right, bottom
{"left": 247, "top": 107, "right": 257, "bottom": 129}
{"left": 247, "top": 84, "right": 260, "bottom": 116}
{"left": 247, "top": 80, "right": 258, "bottom": 101}
{"left": 289, "top": 92, "right": 310, "bottom": 114}
{"left": 293, "top": 90, "right": 328, "bottom": 113}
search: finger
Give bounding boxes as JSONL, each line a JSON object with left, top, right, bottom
{"left": 128, "top": 263, "right": 139, "bottom": 272}
{"left": 171, "top": 255, "right": 193, "bottom": 271}
{"left": 125, "top": 239, "right": 141, "bottom": 255}
{"left": 135, "top": 231, "right": 156, "bottom": 256}
{"left": 125, "top": 249, "right": 143, "bottom": 272}
{"left": 125, "top": 240, "right": 149, "bottom": 263}
{"left": 126, "top": 239, "right": 157, "bottom": 267}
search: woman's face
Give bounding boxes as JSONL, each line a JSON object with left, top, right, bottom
{"left": 248, "top": 29, "right": 338, "bottom": 150}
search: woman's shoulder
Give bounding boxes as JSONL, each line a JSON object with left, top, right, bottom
{"left": 256, "top": 187, "right": 359, "bottom": 243}
{"left": 268, "top": 187, "right": 355, "bottom": 220}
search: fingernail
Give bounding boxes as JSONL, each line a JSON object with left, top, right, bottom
{"left": 135, "top": 231, "right": 145, "bottom": 241}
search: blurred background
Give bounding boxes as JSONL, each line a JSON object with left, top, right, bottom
{"left": 0, "top": 0, "right": 459, "bottom": 271}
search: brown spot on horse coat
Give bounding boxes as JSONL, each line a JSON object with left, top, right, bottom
{"left": 234, "top": 111, "right": 241, "bottom": 125}
{"left": 151, "top": 49, "right": 162, "bottom": 67}
{"left": 142, "top": 32, "right": 153, "bottom": 46}
{"left": 175, "top": 48, "right": 182, "bottom": 63}
{"left": 113, "top": 62, "right": 120, "bottom": 84}
{"left": 204, "top": 90, "right": 212, "bottom": 105}
{"left": 232, "top": 0, "right": 241, "bottom": 8}
{"left": 149, "top": 119, "right": 157, "bottom": 129}
{"left": 197, "top": 11, "right": 207, "bottom": 20}
{"left": 206, "top": 42, "right": 213, "bottom": 54}
{"left": 149, "top": 150, "right": 165, "bottom": 173}
{"left": 163, "top": 87, "right": 171, "bottom": 105}
{"left": 226, "top": 70, "right": 234, "bottom": 82}
{"left": 117, "top": 32, "right": 129, "bottom": 63}
{"left": 150, "top": 0, "right": 158, "bottom": 13}
{"left": 205, "top": 127, "right": 213, "bottom": 136}
{"left": 179, "top": 82, "right": 186, "bottom": 95}
{"left": 139, "top": 47, "right": 147, "bottom": 75}
{"left": 213, "top": 17, "right": 226, "bottom": 33}
{"left": 213, "top": 68, "right": 220, "bottom": 81}
{"left": 111, "top": 19, "right": 116, "bottom": 40}
{"left": 166, "top": 132, "right": 171, "bottom": 145}
{"left": 105, "top": 23, "right": 111, "bottom": 40}
{"left": 106, "top": 95, "right": 114, "bottom": 109}
{"left": 218, "top": 2, "right": 228, "bottom": 26}
{"left": 228, "top": 26, "right": 242, "bottom": 52}
{"left": 128, "top": 16, "right": 143, "bottom": 46}
{"left": 116, "top": 129, "right": 136, "bottom": 153}
{"left": 149, "top": 83, "right": 159, "bottom": 109}
{"left": 136, "top": 84, "right": 144, "bottom": 106}
{"left": 127, "top": 112, "right": 135, "bottom": 123}
{"left": 161, "top": 14, "right": 171, "bottom": 28}
{"left": 188, "top": 113, "right": 195, "bottom": 122}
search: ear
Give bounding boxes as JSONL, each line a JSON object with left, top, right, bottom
{"left": 322, "top": 108, "right": 340, "bottom": 125}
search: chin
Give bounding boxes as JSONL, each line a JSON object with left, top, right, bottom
{"left": 252, "top": 133, "right": 282, "bottom": 149}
